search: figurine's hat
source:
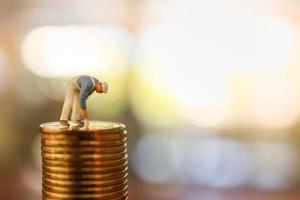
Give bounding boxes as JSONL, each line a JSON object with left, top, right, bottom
{"left": 102, "top": 82, "right": 108, "bottom": 93}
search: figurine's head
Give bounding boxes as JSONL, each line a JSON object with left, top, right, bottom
{"left": 95, "top": 82, "right": 108, "bottom": 94}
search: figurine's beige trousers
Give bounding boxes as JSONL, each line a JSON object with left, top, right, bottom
{"left": 60, "top": 76, "right": 81, "bottom": 122}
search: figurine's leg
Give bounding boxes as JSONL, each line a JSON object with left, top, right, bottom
{"left": 71, "top": 91, "right": 81, "bottom": 122}
{"left": 60, "top": 85, "right": 76, "bottom": 121}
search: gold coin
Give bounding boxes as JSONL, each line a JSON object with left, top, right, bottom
{"left": 43, "top": 174, "right": 128, "bottom": 186}
{"left": 43, "top": 188, "right": 127, "bottom": 199}
{"left": 43, "top": 162, "right": 127, "bottom": 172}
{"left": 43, "top": 179, "right": 127, "bottom": 189}
{"left": 43, "top": 196, "right": 127, "bottom": 200}
{"left": 42, "top": 138, "right": 127, "bottom": 147}
{"left": 43, "top": 194, "right": 128, "bottom": 200}
{"left": 41, "top": 153, "right": 128, "bottom": 162}
{"left": 43, "top": 181, "right": 127, "bottom": 194}
{"left": 43, "top": 181, "right": 128, "bottom": 193}
{"left": 40, "top": 121, "right": 125, "bottom": 134}
{"left": 42, "top": 146, "right": 127, "bottom": 154}
{"left": 43, "top": 169, "right": 128, "bottom": 181}
{"left": 42, "top": 145, "right": 127, "bottom": 154}
{"left": 41, "top": 131, "right": 126, "bottom": 141}
{"left": 42, "top": 152, "right": 127, "bottom": 161}
{"left": 43, "top": 195, "right": 127, "bottom": 200}
{"left": 43, "top": 163, "right": 127, "bottom": 174}
{"left": 43, "top": 180, "right": 128, "bottom": 189}
{"left": 42, "top": 128, "right": 126, "bottom": 135}
{"left": 41, "top": 144, "right": 127, "bottom": 153}
{"left": 42, "top": 157, "right": 127, "bottom": 167}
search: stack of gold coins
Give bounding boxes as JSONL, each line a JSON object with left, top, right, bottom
{"left": 40, "top": 121, "right": 128, "bottom": 200}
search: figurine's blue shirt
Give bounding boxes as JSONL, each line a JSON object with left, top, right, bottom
{"left": 77, "top": 75, "right": 99, "bottom": 109}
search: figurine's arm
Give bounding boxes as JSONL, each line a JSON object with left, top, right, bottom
{"left": 79, "top": 84, "right": 90, "bottom": 119}
{"left": 79, "top": 90, "right": 88, "bottom": 110}
{"left": 80, "top": 109, "right": 88, "bottom": 119}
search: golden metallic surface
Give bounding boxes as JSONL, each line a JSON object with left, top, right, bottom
{"left": 42, "top": 157, "right": 128, "bottom": 167}
{"left": 43, "top": 197, "right": 127, "bottom": 200}
{"left": 42, "top": 132, "right": 126, "bottom": 141}
{"left": 40, "top": 121, "right": 125, "bottom": 133}
{"left": 43, "top": 189, "right": 128, "bottom": 199}
{"left": 41, "top": 121, "right": 128, "bottom": 200}
{"left": 43, "top": 182, "right": 128, "bottom": 194}
{"left": 43, "top": 169, "right": 128, "bottom": 181}
{"left": 42, "top": 150, "right": 127, "bottom": 160}
{"left": 43, "top": 195, "right": 127, "bottom": 200}
{"left": 42, "top": 134, "right": 126, "bottom": 141}
{"left": 42, "top": 145, "right": 127, "bottom": 154}
{"left": 42, "top": 151, "right": 127, "bottom": 160}
{"left": 42, "top": 138, "right": 127, "bottom": 147}
{"left": 43, "top": 175, "right": 128, "bottom": 186}
{"left": 43, "top": 163, "right": 128, "bottom": 174}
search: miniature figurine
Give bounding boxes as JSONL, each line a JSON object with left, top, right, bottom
{"left": 59, "top": 75, "right": 108, "bottom": 127}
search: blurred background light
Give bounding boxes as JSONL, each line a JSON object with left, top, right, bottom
{"left": 180, "top": 136, "right": 253, "bottom": 188}
{"left": 251, "top": 140, "right": 298, "bottom": 189}
{"left": 16, "top": 76, "right": 50, "bottom": 106}
{"left": 21, "top": 25, "right": 130, "bottom": 78}
{"left": 129, "top": 76, "right": 180, "bottom": 128}
{"left": 131, "top": 130, "right": 255, "bottom": 188}
{"left": 132, "top": 15, "right": 297, "bottom": 129}
{"left": 0, "top": 48, "right": 8, "bottom": 93}
{"left": 21, "top": 134, "right": 42, "bottom": 200}
{"left": 249, "top": 74, "right": 300, "bottom": 129}
{"left": 224, "top": 17, "right": 297, "bottom": 74}
{"left": 132, "top": 133, "right": 180, "bottom": 183}
{"left": 0, "top": 119, "right": 20, "bottom": 168}
{"left": 131, "top": 132, "right": 300, "bottom": 190}
{"left": 37, "top": 78, "right": 66, "bottom": 102}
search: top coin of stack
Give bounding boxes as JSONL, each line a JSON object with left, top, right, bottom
{"left": 40, "top": 121, "right": 128, "bottom": 200}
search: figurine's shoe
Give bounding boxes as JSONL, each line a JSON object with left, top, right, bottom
{"left": 73, "top": 120, "right": 84, "bottom": 127}
{"left": 59, "top": 120, "right": 70, "bottom": 127}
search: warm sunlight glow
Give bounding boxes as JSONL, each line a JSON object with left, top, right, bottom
{"left": 250, "top": 75, "right": 300, "bottom": 129}
{"left": 21, "top": 25, "right": 130, "bottom": 78}
{"left": 133, "top": 16, "right": 297, "bottom": 128}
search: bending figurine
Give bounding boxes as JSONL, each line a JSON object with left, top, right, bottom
{"left": 59, "top": 75, "right": 108, "bottom": 127}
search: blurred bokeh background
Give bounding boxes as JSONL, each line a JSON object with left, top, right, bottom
{"left": 0, "top": 0, "right": 300, "bottom": 199}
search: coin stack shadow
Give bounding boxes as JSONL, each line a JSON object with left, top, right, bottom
{"left": 40, "top": 121, "right": 128, "bottom": 200}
